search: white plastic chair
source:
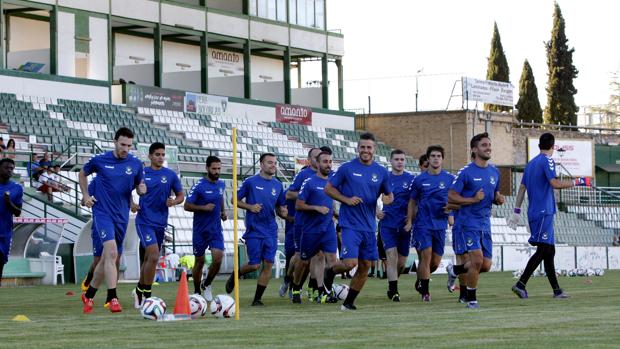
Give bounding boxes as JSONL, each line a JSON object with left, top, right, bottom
{"left": 273, "top": 250, "right": 287, "bottom": 279}
{"left": 55, "top": 256, "right": 65, "bottom": 285}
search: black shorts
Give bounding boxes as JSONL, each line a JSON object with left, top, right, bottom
{"left": 377, "top": 232, "right": 386, "bottom": 260}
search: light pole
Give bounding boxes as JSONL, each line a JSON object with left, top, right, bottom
{"left": 415, "top": 68, "right": 423, "bottom": 112}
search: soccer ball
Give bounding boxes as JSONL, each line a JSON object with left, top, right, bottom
{"left": 189, "top": 294, "right": 208, "bottom": 319}
{"left": 594, "top": 268, "right": 605, "bottom": 276}
{"left": 141, "top": 297, "right": 167, "bottom": 320}
{"left": 585, "top": 269, "right": 595, "bottom": 277}
{"left": 209, "top": 294, "right": 235, "bottom": 318}
{"left": 333, "top": 284, "right": 349, "bottom": 301}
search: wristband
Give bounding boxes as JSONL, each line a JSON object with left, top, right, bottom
{"left": 513, "top": 208, "right": 521, "bottom": 214}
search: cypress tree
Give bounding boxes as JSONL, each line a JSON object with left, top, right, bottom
{"left": 484, "top": 22, "right": 511, "bottom": 112}
{"left": 516, "top": 59, "right": 543, "bottom": 123}
{"left": 544, "top": 2, "right": 579, "bottom": 126}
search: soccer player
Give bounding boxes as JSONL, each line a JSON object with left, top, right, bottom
{"left": 226, "top": 153, "right": 287, "bottom": 306}
{"left": 448, "top": 152, "right": 475, "bottom": 303}
{"left": 282, "top": 148, "right": 321, "bottom": 298}
{"left": 508, "top": 133, "right": 588, "bottom": 299}
{"left": 324, "top": 132, "right": 393, "bottom": 310}
{"left": 0, "top": 158, "right": 23, "bottom": 286}
{"left": 405, "top": 145, "right": 454, "bottom": 302}
{"left": 278, "top": 189, "right": 296, "bottom": 298}
{"left": 377, "top": 149, "right": 414, "bottom": 301}
{"left": 291, "top": 151, "right": 339, "bottom": 303}
{"left": 132, "top": 142, "right": 184, "bottom": 307}
{"left": 446, "top": 132, "right": 505, "bottom": 309}
{"left": 185, "top": 155, "right": 227, "bottom": 302}
{"left": 79, "top": 127, "right": 145, "bottom": 313}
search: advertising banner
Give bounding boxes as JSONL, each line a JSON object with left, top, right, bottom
{"left": 527, "top": 138, "right": 594, "bottom": 177}
{"left": 126, "top": 84, "right": 185, "bottom": 112}
{"left": 463, "top": 77, "right": 514, "bottom": 107}
{"left": 276, "top": 103, "right": 312, "bottom": 125}
{"left": 185, "top": 92, "right": 228, "bottom": 117}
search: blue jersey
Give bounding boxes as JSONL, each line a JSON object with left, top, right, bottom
{"left": 136, "top": 167, "right": 183, "bottom": 228}
{"left": 0, "top": 181, "right": 23, "bottom": 238}
{"left": 329, "top": 158, "right": 391, "bottom": 232}
{"left": 450, "top": 162, "right": 500, "bottom": 232}
{"left": 411, "top": 170, "right": 455, "bottom": 230}
{"left": 381, "top": 171, "right": 415, "bottom": 229}
{"left": 298, "top": 175, "right": 334, "bottom": 234}
{"left": 186, "top": 178, "right": 225, "bottom": 235}
{"left": 522, "top": 153, "right": 557, "bottom": 219}
{"left": 82, "top": 151, "right": 144, "bottom": 223}
{"left": 284, "top": 189, "right": 295, "bottom": 233}
{"left": 289, "top": 166, "right": 316, "bottom": 227}
{"left": 237, "top": 174, "right": 286, "bottom": 238}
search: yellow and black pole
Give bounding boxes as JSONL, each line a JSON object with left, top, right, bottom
{"left": 232, "top": 127, "right": 240, "bottom": 320}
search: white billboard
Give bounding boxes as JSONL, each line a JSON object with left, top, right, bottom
{"left": 527, "top": 138, "right": 594, "bottom": 177}
{"left": 463, "top": 77, "right": 514, "bottom": 107}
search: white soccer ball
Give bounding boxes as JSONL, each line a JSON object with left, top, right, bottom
{"left": 594, "top": 268, "right": 605, "bottom": 276}
{"left": 189, "top": 294, "right": 208, "bottom": 319}
{"left": 209, "top": 294, "right": 235, "bottom": 318}
{"left": 141, "top": 297, "right": 167, "bottom": 320}
{"left": 568, "top": 269, "right": 577, "bottom": 277}
{"left": 333, "top": 284, "right": 349, "bottom": 301}
{"left": 585, "top": 269, "right": 595, "bottom": 277}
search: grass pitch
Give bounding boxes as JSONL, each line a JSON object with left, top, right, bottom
{"left": 1, "top": 271, "right": 619, "bottom": 349}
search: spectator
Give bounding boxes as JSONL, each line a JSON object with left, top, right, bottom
{"left": 40, "top": 151, "right": 52, "bottom": 167}
{"left": 38, "top": 164, "right": 69, "bottom": 202}
{"left": 0, "top": 137, "right": 6, "bottom": 150}
{"left": 5, "top": 139, "right": 16, "bottom": 159}
{"left": 27, "top": 153, "right": 43, "bottom": 179}
{"left": 613, "top": 235, "right": 620, "bottom": 247}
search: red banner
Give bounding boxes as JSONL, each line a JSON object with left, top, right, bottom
{"left": 276, "top": 104, "right": 312, "bottom": 125}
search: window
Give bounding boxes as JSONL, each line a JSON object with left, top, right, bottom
{"left": 288, "top": 0, "right": 297, "bottom": 24}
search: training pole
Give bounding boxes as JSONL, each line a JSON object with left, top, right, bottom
{"left": 232, "top": 127, "right": 240, "bottom": 320}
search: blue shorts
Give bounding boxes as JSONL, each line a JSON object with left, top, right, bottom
{"left": 293, "top": 225, "right": 303, "bottom": 253}
{"left": 92, "top": 216, "right": 127, "bottom": 257}
{"left": 193, "top": 230, "right": 224, "bottom": 257}
{"left": 340, "top": 228, "right": 378, "bottom": 261}
{"left": 528, "top": 215, "right": 555, "bottom": 246}
{"left": 136, "top": 224, "right": 166, "bottom": 249}
{"left": 284, "top": 222, "right": 295, "bottom": 257}
{"left": 452, "top": 227, "right": 466, "bottom": 255}
{"left": 462, "top": 230, "right": 493, "bottom": 259}
{"left": 0, "top": 235, "right": 11, "bottom": 263}
{"left": 379, "top": 225, "right": 411, "bottom": 257}
{"left": 412, "top": 228, "right": 446, "bottom": 256}
{"left": 245, "top": 236, "right": 278, "bottom": 265}
{"left": 300, "top": 225, "right": 337, "bottom": 261}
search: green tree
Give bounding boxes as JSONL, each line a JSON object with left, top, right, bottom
{"left": 544, "top": 2, "right": 579, "bottom": 125}
{"left": 516, "top": 59, "right": 543, "bottom": 123}
{"left": 484, "top": 22, "right": 511, "bottom": 112}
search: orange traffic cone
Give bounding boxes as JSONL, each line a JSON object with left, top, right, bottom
{"left": 173, "top": 270, "right": 191, "bottom": 317}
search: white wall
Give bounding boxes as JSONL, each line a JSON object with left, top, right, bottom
{"left": 114, "top": 33, "right": 154, "bottom": 65}
{"left": 89, "top": 17, "right": 109, "bottom": 80}
{"left": 163, "top": 71, "right": 200, "bottom": 92}
{"left": 207, "top": 12, "right": 248, "bottom": 38}
{"left": 290, "top": 28, "right": 326, "bottom": 52}
{"left": 113, "top": 64, "right": 154, "bottom": 86}
{"left": 313, "top": 111, "right": 354, "bottom": 130}
{"left": 59, "top": 0, "right": 110, "bottom": 13}
{"left": 252, "top": 81, "right": 284, "bottom": 103}
{"left": 161, "top": 3, "right": 206, "bottom": 31}
{"left": 0, "top": 74, "right": 108, "bottom": 103}
{"left": 163, "top": 41, "right": 200, "bottom": 73}
{"left": 251, "top": 55, "right": 283, "bottom": 82}
{"left": 9, "top": 16, "right": 49, "bottom": 51}
{"left": 111, "top": 0, "right": 159, "bottom": 23}
{"left": 250, "top": 20, "right": 288, "bottom": 46}
{"left": 7, "top": 50, "right": 50, "bottom": 74}
{"left": 208, "top": 76, "right": 244, "bottom": 98}
{"left": 57, "top": 11, "right": 76, "bottom": 77}
{"left": 291, "top": 87, "right": 321, "bottom": 108}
